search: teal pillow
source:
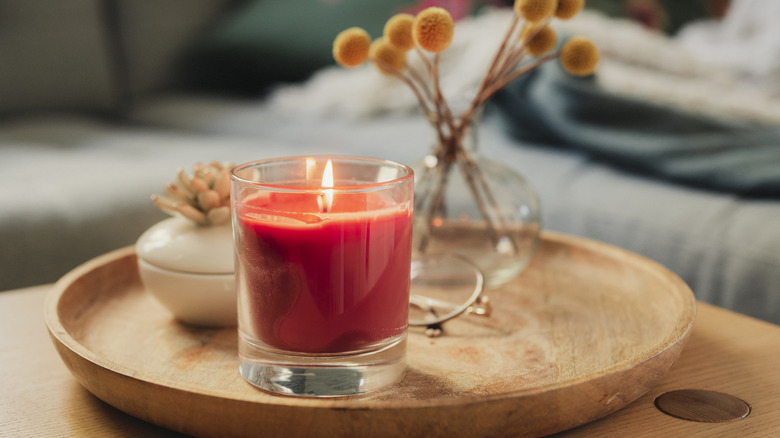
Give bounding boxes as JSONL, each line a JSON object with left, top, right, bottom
{"left": 179, "top": 0, "right": 417, "bottom": 95}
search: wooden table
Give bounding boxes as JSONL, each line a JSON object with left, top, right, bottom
{"left": 2, "top": 284, "right": 779, "bottom": 437}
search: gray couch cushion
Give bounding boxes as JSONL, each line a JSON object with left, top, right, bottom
{"left": 0, "top": 115, "right": 250, "bottom": 290}
{"left": 112, "top": 0, "right": 240, "bottom": 99}
{"left": 0, "top": 109, "right": 377, "bottom": 291}
{"left": 0, "top": 0, "right": 120, "bottom": 115}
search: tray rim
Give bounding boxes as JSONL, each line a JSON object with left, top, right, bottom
{"left": 44, "top": 231, "right": 696, "bottom": 411}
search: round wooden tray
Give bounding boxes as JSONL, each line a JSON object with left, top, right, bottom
{"left": 45, "top": 232, "right": 695, "bottom": 437}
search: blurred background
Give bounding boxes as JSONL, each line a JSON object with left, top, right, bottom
{"left": 2, "top": 0, "right": 780, "bottom": 325}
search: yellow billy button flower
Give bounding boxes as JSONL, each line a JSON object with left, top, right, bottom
{"left": 369, "top": 38, "right": 407, "bottom": 74}
{"left": 333, "top": 27, "right": 371, "bottom": 68}
{"left": 514, "top": 0, "right": 558, "bottom": 23}
{"left": 523, "top": 25, "right": 557, "bottom": 56}
{"left": 555, "top": 0, "right": 584, "bottom": 19}
{"left": 412, "top": 7, "right": 455, "bottom": 53}
{"left": 384, "top": 13, "right": 416, "bottom": 52}
{"left": 560, "top": 36, "right": 600, "bottom": 76}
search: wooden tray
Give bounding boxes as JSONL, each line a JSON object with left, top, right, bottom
{"left": 45, "top": 232, "right": 695, "bottom": 437}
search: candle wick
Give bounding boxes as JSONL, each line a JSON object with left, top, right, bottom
{"left": 318, "top": 192, "right": 330, "bottom": 213}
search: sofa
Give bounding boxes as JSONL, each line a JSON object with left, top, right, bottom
{"left": 2, "top": 0, "right": 779, "bottom": 325}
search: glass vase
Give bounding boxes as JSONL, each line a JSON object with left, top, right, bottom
{"left": 412, "top": 110, "right": 541, "bottom": 288}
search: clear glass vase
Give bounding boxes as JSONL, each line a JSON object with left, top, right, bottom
{"left": 412, "top": 110, "right": 541, "bottom": 288}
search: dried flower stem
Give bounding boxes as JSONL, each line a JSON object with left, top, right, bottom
{"left": 372, "top": 56, "right": 450, "bottom": 150}
{"left": 455, "top": 150, "right": 501, "bottom": 246}
{"left": 491, "top": 20, "right": 552, "bottom": 82}
{"left": 431, "top": 54, "right": 456, "bottom": 134}
{"left": 415, "top": 47, "right": 434, "bottom": 74}
{"left": 457, "top": 147, "right": 519, "bottom": 253}
{"left": 371, "top": 57, "right": 432, "bottom": 113}
{"left": 477, "top": 51, "right": 559, "bottom": 105}
{"left": 406, "top": 63, "right": 436, "bottom": 104}
{"left": 478, "top": 14, "right": 521, "bottom": 93}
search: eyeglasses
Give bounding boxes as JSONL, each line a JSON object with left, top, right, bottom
{"left": 408, "top": 253, "right": 490, "bottom": 337}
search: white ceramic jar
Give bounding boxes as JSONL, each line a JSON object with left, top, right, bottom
{"left": 136, "top": 217, "right": 236, "bottom": 327}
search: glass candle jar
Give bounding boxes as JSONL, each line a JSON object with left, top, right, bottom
{"left": 231, "top": 156, "right": 414, "bottom": 397}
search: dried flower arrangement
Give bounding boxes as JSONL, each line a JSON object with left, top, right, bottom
{"left": 332, "top": 0, "right": 599, "bottom": 261}
{"left": 332, "top": 0, "right": 598, "bottom": 148}
{"left": 151, "top": 161, "right": 234, "bottom": 226}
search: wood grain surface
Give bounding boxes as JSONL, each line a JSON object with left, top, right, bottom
{"left": 555, "top": 305, "right": 780, "bottom": 438}
{"left": 4, "top": 278, "right": 780, "bottom": 436}
{"left": 42, "top": 232, "right": 695, "bottom": 437}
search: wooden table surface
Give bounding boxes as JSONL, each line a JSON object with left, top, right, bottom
{"left": 2, "top": 284, "right": 779, "bottom": 437}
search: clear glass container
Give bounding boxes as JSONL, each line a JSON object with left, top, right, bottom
{"left": 231, "top": 156, "right": 414, "bottom": 397}
{"left": 412, "top": 111, "right": 541, "bottom": 288}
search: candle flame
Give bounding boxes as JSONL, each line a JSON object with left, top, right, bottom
{"left": 318, "top": 159, "right": 334, "bottom": 212}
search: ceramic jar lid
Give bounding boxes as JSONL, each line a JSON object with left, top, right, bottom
{"left": 136, "top": 217, "right": 234, "bottom": 274}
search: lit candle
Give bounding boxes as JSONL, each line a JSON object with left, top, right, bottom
{"left": 232, "top": 157, "right": 414, "bottom": 356}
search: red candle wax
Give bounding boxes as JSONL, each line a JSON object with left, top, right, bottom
{"left": 236, "top": 191, "right": 412, "bottom": 354}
